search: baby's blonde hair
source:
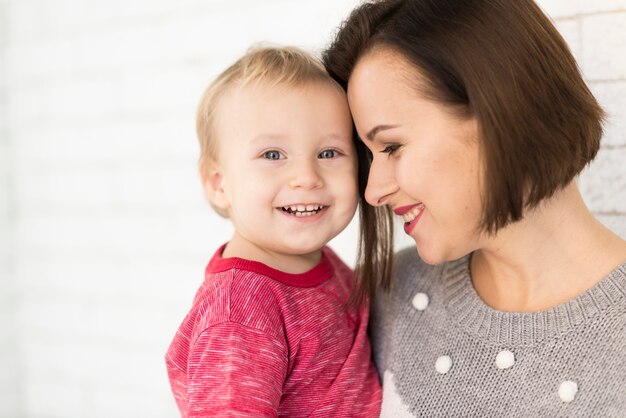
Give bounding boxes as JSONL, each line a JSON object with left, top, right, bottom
{"left": 197, "top": 45, "right": 343, "bottom": 217}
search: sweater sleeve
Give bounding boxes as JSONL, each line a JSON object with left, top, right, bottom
{"left": 185, "top": 322, "right": 289, "bottom": 418}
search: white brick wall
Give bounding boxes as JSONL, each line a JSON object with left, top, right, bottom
{"left": 518, "top": 3, "right": 626, "bottom": 243}
{"left": 1, "top": 0, "right": 20, "bottom": 415}
{"left": 1, "top": 1, "right": 625, "bottom": 417}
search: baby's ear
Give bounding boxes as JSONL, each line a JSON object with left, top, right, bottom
{"left": 199, "top": 157, "right": 230, "bottom": 215}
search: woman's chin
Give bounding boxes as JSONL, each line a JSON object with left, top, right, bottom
{"left": 415, "top": 241, "right": 462, "bottom": 266}
{"left": 415, "top": 244, "right": 443, "bottom": 266}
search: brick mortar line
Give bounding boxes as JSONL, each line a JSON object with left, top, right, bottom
{"left": 588, "top": 79, "right": 626, "bottom": 84}
{"left": 596, "top": 211, "right": 626, "bottom": 216}
{"left": 4, "top": 56, "right": 210, "bottom": 85}
{"left": 4, "top": 0, "right": 305, "bottom": 41}
{"left": 602, "top": 144, "right": 626, "bottom": 150}
{"left": 555, "top": 8, "right": 626, "bottom": 22}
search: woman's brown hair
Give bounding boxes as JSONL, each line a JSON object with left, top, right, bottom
{"left": 324, "top": 0, "right": 605, "bottom": 301}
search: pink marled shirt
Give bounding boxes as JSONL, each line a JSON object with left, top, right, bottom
{"left": 165, "top": 244, "right": 382, "bottom": 417}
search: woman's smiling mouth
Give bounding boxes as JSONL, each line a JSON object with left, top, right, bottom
{"left": 394, "top": 203, "right": 425, "bottom": 234}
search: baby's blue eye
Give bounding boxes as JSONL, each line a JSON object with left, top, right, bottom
{"left": 263, "top": 150, "right": 283, "bottom": 160}
{"left": 319, "top": 149, "right": 337, "bottom": 159}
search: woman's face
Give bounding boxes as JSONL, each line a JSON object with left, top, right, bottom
{"left": 347, "top": 49, "right": 485, "bottom": 264}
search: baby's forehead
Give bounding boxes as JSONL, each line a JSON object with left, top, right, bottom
{"left": 215, "top": 78, "right": 349, "bottom": 124}
{"left": 213, "top": 80, "right": 351, "bottom": 146}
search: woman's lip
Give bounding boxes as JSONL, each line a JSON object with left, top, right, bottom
{"left": 404, "top": 207, "right": 425, "bottom": 235}
{"left": 393, "top": 203, "right": 423, "bottom": 216}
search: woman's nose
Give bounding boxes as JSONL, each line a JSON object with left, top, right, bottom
{"left": 288, "top": 160, "right": 323, "bottom": 190}
{"left": 364, "top": 158, "right": 397, "bottom": 206}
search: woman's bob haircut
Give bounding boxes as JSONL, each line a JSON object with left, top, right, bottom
{"left": 323, "top": 0, "right": 604, "bottom": 302}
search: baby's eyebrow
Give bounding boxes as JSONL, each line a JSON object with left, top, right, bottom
{"left": 321, "top": 133, "right": 352, "bottom": 143}
{"left": 250, "top": 133, "right": 289, "bottom": 144}
{"left": 365, "top": 124, "right": 400, "bottom": 141}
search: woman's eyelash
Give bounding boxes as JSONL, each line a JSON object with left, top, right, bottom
{"left": 380, "top": 144, "right": 401, "bottom": 155}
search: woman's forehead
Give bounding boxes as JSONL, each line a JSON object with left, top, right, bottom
{"left": 349, "top": 48, "right": 435, "bottom": 101}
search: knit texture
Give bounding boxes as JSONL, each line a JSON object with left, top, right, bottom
{"left": 371, "top": 246, "right": 626, "bottom": 417}
{"left": 166, "top": 244, "right": 382, "bottom": 417}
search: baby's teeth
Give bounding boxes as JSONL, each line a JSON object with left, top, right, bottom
{"left": 283, "top": 204, "right": 324, "bottom": 214}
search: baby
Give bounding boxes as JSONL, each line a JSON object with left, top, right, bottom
{"left": 165, "top": 46, "right": 381, "bottom": 417}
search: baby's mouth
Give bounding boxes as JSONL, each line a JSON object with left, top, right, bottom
{"left": 280, "top": 204, "right": 326, "bottom": 217}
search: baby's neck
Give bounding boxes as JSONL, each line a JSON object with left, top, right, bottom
{"left": 222, "top": 232, "right": 322, "bottom": 274}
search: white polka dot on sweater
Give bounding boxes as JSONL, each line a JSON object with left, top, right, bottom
{"left": 495, "top": 350, "right": 515, "bottom": 369}
{"left": 435, "top": 355, "right": 452, "bottom": 374}
{"left": 412, "top": 292, "right": 429, "bottom": 310}
{"left": 559, "top": 380, "right": 578, "bottom": 403}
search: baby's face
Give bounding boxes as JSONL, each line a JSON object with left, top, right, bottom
{"left": 212, "top": 81, "right": 358, "bottom": 257}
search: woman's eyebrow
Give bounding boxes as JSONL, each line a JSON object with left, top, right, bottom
{"left": 366, "top": 124, "right": 400, "bottom": 141}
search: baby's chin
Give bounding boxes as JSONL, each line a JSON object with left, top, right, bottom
{"left": 272, "top": 229, "right": 345, "bottom": 256}
{"left": 276, "top": 240, "right": 330, "bottom": 258}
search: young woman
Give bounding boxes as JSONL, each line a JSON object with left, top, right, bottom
{"left": 324, "top": 0, "right": 626, "bottom": 416}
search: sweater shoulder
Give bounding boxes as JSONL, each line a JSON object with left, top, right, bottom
{"left": 191, "top": 269, "right": 285, "bottom": 338}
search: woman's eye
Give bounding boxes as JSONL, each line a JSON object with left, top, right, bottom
{"left": 381, "top": 144, "right": 401, "bottom": 156}
{"left": 318, "top": 149, "right": 338, "bottom": 159}
{"left": 263, "top": 150, "right": 283, "bottom": 160}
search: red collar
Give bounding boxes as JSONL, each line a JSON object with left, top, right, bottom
{"left": 206, "top": 243, "right": 334, "bottom": 287}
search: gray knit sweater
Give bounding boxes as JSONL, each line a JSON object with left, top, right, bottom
{"left": 370, "top": 246, "right": 626, "bottom": 417}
